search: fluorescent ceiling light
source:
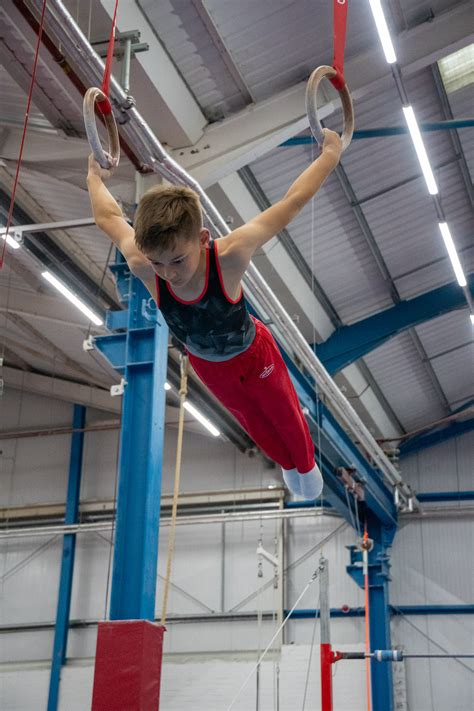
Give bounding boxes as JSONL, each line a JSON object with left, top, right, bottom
{"left": 42, "top": 271, "right": 104, "bottom": 325}
{"left": 184, "top": 400, "right": 220, "bottom": 437}
{"left": 403, "top": 106, "right": 438, "bottom": 195}
{"left": 369, "top": 0, "right": 397, "bottom": 64}
{"left": 0, "top": 228, "right": 21, "bottom": 250}
{"left": 438, "top": 44, "right": 474, "bottom": 94}
{"left": 438, "top": 223, "right": 467, "bottom": 287}
{"left": 470, "top": 314, "right": 474, "bottom": 326}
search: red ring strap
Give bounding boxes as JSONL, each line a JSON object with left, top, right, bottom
{"left": 330, "top": 0, "right": 348, "bottom": 92}
{"left": 96, "top": 0, "right": 119, "bottom": 115}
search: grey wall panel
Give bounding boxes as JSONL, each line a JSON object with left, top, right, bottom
{"left": 391, "top": 615, "right": 473, "bottom": 711}
{"left": 392, "top": 518, "right": 473, "bottom": 606}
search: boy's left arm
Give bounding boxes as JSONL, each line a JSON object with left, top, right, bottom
{"left": 223, "top": 129, "right": 342, "bottom": 272}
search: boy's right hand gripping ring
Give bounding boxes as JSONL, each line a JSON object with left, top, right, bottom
{"left": 305, "top": 65, "right": 354, "bottom": 152}
{"left": 83, "top": 87, "right": 120, "bottom": 170}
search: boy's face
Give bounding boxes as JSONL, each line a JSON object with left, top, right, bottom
{"left": 145, "top": 228, "right": 209, "bottom": 288}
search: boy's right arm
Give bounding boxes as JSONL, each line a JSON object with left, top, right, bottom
{"left": 86, "top": 157, "right": 156, "bottom": 297}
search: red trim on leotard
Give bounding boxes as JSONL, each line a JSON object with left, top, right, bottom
{"left": 155, "top": 274, "right": 160, "bottom": 307}
{"left": 166, "top": 246, "right": 210, "bottom": 304}
{"left": 214, "top": 239, "right": 243, "bottom": 304}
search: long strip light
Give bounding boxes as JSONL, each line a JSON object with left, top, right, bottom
{"left": 0, "top": 229, "right": 21, "bottom": 250}
{"left": 164, "top": 382, "right": 220, "bottom": 435}
{"left": 470, "top": 314, "right": 474, "bottom": 325}
{"left": 184, "top": 400, "right": 220, "bottom": 437}
{"left": 438, "top": 223, "right": 467, "bottom": 287}
{"left": 402, "top": 106, "right": 438, "bottom": 195}
{"left": 42, "top": 271, "right": 104, "bottom": 325}
{"left": 368, "top": 0, "right": 397, "bottom": 64}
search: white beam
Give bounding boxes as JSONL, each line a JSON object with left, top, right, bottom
{"left": 99, "top": 0, "right": 206, "bottom": 146}
{"left": 3, "top": 367, "right": 120, "bottom": 414}
{"left": 175, "top": 84, "right": 333, "bottom": 188}
{"left": 174, "top": 2, "right": 473, "bottom": 187}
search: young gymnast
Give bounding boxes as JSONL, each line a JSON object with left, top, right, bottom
{"left": 87, "top": 128, "right": 342, "bottom": 498}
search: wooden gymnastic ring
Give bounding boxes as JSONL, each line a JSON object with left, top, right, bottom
{"left": 83, "top": 87, "right": 120, "bottom": 169}
{"left": 305, "top": 65, "right": 354, "bottom": 152}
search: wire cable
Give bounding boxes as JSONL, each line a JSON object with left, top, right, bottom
{"left": 225, "top": 565, "right": 322, "bottom": 711}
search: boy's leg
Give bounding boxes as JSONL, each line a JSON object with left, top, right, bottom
{"left": 237, "top": 321, "right": 324, "bottom": 500}
{"left": 242, "top": 322, "right": 316, "bottom": 474}
{"left": 188, "top": 351, "right": 295, "bottom": 471}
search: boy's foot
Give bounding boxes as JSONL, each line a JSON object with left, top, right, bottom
{"left": 281, "top": 467, "right": 302, "bottom": 496}
{"left": 298, "top": 463, "right": 324, "bottom": 500}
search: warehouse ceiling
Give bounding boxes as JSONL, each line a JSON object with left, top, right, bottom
{"left": 0, "top": 0, "right": 473, "bottom": 446}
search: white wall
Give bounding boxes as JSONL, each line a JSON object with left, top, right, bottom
{"left": 390, "top": 433, "right": 474, "bottom": 711}
{"left": 1, "top": 644, "right": 368, "bottom": 711}
{"left": 1, "top": 388, "right": 473, "bottom": 710}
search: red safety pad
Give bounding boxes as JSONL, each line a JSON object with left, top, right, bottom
{"left": 92, "top": 621, "right": 166, "bottom": 711}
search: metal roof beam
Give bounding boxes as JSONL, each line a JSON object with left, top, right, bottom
{"left": 400, "top": 417, "right": 474, "bottom": 456}
{"left": 98, "top": 0, "right": 206, "bottom": 146}
{"left": 316, "top": 275, "right": 474, "bottom": 374}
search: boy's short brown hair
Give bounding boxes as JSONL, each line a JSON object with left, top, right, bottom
{"left": 134, "top": 185, "right": 202, "bottom": 253}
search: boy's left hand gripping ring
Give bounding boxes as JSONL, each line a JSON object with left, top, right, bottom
{"left": 83, "top": 87, "right": 120, "bottom": 170}
{"left": 305, "top": 65, "right": 354, "bottom": 152}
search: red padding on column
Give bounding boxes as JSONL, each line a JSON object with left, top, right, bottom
{"left": 92, "top": 621, "right": 166, "bottom": 711}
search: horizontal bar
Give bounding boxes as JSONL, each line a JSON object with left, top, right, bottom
{"left": 286, "top": 492, "right": 474, "bottom": 507}
{"left": 281, "top": 119, "right": 474, "bottom": 145}
{"left": 0, "top": 507, "right": 337, "bottom": 539}
{"left": 418, "top": 491, "right": 474, "bottom": 502}
{"left": 289, "top": 605, "right": 474, "bottom": 618}
{"left": 3, "top": 605, "right": 474, "bottom": 635}
{"left": 0, "top": 218, "right": 96, "bottom": 235}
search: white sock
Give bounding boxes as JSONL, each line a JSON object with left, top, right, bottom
{"left": 281, "top": 467, "right": 302, "bottom": 496}
{"left": 298, "top": 463, "right": 324, "bottom": 500}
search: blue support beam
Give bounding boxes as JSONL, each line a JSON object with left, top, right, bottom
{"left": 288, "top": 604, "right": 474, "bottom": 618}
{"left": 417, "top": 490, "right": 474, "bottom": 502}
{"left": 314, "top": 276, "right": 473, "bottom": 374}
{"left": 47, "top": 404, "right": 86, "bottom": 711}
{"left": 280, "top": 119, "right": 474, "bottom": 144}
{"left": 94, "top": 268, "right": 168, "bottom": 620}
{"left": 400, "top": 417, "right": 474, "bottom": 456}
{"left": 347, "top": 517, "right": 394, "bottom": 711}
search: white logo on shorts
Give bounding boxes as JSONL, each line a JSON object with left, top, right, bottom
{"left": 259, "top": 364, "right": 275, "bottom": 379}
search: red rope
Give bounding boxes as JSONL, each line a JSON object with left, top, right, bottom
{"left": 96, "top": 0, "right": 120, "bottom": 116}
{"left": 0, "top": 0, "right": 48, "bottom": 270}
{"left": 330, "top": 0, "right": 348, "bottom": 91}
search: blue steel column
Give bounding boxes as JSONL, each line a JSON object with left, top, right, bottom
{"left": 95, "top": 269, "right": 168, "bottom": 620}
{"left": 347, "top": 516, "right": 394, "bottom": 710}
{"left": 47, "top": 404, "right": 86, "bottom": 711}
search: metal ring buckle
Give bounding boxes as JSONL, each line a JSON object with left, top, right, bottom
{"left": 305, "top": 65, "right": 354, "bottom": 152}
{"left": 83, "top": 87, "right": 121, "bottom": 169}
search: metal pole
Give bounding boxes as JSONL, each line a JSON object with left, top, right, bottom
{"left": 367, "top": 523, "right": 394, "bottom": 711}
{"left": 221, "top": 520, "right": 226, "bottom": 612}
{"left": 47, "top": 405, "right": 86, "bottom": 711}
{"left": 319, "top": 556, "right": 333, "bottom": 711}
{"left": 107, "top": 277, "right": 168, "bottom": 620}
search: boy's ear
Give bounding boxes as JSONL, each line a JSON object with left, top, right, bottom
{"left": 199, "top": 228, "right": 210, "bottom": 246}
